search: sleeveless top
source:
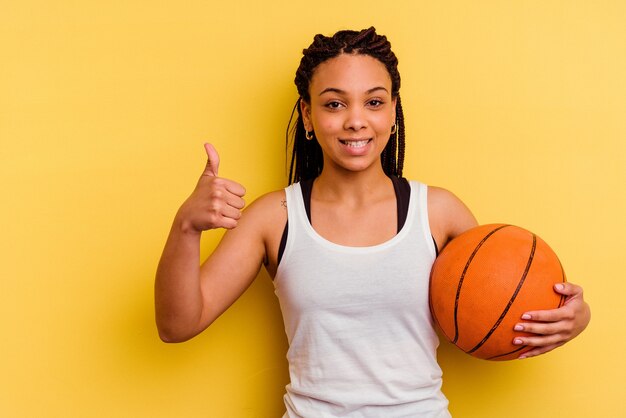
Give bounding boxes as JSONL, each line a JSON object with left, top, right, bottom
{"left": 274, "top": 181, "right": 451, "bottom": 418}
{"left": 277, "top": 176, "right": 435, "bottom": 266}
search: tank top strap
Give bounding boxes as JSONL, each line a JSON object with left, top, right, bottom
{"left": 409, "top": 181, "right": 438, "bottom": 258}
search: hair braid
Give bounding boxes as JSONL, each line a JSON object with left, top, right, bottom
{"left": 396, "top": 97, "right": 405, "bottom": 176}
{"left": 287, "top": 27, "right": 406, "bottom": 184}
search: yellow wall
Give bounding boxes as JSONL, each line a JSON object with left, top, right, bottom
{"left": 1, "top": 1, "right": 624, "bottom": 417}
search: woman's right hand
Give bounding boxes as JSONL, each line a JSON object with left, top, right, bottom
{"left": 156, "top": 143, "right": 252, "bottom": 342}
{"left": 176, "top": 143, "right": 247, "bottom": 233}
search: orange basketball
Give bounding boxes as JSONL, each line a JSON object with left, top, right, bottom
{"left": 429, "top": 224, "right": 566, "bottom": 360}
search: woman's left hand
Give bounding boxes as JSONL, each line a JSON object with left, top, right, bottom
{"left": 512, "top": 282, "right": 591, "bottom": 359}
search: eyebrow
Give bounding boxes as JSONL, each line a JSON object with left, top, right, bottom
{"left": 318, "top": 86, "right": 389, "bottom": 96}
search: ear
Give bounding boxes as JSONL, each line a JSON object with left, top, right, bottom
{"left": 300, "top": 99, "right": 313, "bottom": 132}
{"left": 392, "top": 96, "right": 398, "bottom": 121}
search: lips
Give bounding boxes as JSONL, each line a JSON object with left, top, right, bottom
{"left": 339, "top": 139, "right": 372, "bottom": 148}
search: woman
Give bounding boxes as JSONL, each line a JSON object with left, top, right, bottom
{"left": 155, "top": 27, "right": 590, "bottom": 417}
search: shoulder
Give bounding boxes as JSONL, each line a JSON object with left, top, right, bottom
{"left": 219, "top": 188, "right": 287, "bottom": 260}
{"left": 427, "top": 186, "right": 468, "bottom": 214}
{"left": 238, "top": 188, "right": 287, "bottom": 235}
{"left": 426, "top": 185, "right": 478, "bottom": 250}
{"left": 243, "top": 189, "right": 286, "bottom": 220}
{"left": 248, "top": 188, "right": 286, "bottom": 208}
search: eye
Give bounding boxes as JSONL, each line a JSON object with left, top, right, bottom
{"left": 324, "top": 100, "right": 344, "bottom": 110}
{"left": 367, "top": 99, "right": 384, "bottom": 108}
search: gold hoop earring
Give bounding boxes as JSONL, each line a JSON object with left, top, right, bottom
{"left": 390, "top": 123, "right": 397, "bottom": 135}
{"left": 305, "top": 130, "right": 314, "bottom": 140}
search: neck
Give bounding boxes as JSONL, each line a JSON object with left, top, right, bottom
{"left": 314, "top": 164, "right": 392, "bottom": 203}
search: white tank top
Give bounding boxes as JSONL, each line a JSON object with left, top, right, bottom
{"left": 274, "top": 181, "right": 451, "bottom": 418}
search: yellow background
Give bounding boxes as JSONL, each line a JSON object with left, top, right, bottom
{"left": 1, "top": 1, "right": 624, "bottom": 417}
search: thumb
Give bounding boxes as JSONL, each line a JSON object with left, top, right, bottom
{"left": 202, "top": 143, "right": 220, "bottom": 177}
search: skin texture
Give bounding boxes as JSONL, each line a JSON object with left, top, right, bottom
{"left": 154, "top": 54, "right": 590, "bottom": 359}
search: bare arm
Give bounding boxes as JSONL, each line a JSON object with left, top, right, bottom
{"left": 155, "top": 144, "right": 267, "bottom": 343}
{"left": 427, "top": 186, "right": 479, "bottom": 250}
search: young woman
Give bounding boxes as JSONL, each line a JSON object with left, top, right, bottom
{"left": 155, "top": 27, "right": 590, "bottom": 417}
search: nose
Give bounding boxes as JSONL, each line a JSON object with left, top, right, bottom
{"left": 343, "top": 106, "right": 367, "bottom": 131}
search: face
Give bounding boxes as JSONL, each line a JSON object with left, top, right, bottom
{"left": 301, "top": 53, "right": 397, "bottom": 175}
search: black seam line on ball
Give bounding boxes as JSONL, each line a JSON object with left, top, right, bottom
{"left": 487, "top": 345, "right": 528, "bottom": 360}
{"left": 468, "top": 234, "right": 537, "bottom": 354}
{"left": 452, "top": 224, "right": 510, "bottom": 344}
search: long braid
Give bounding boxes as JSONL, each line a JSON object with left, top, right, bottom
{"left": 288, "top": 27, "right": 406, "bottom": 184}
{"left": 396, "top": 96, "right": 406, "bottom": 176}
{"left": 287, "top": 99, "right": 324, "bottom": 184}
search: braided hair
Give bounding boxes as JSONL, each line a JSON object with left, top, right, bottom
{"left": 287, "top": 27, "right": 405, "bottom": 184}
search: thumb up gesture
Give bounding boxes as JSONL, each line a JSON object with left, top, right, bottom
{"left": 176, "top": 143, "right": 246, "bottom": 232}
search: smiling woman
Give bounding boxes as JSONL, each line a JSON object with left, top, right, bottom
{"left": 300, "top": 54, "right": 397, "bottom": 174}
{"left": 287, "top": 28, "right": 406, "bottom": 185}
{"left": 154, "top": 27, "right": 590, "bottom": 417}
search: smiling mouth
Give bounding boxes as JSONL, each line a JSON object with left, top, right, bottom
{"left": 339, "top": 139, "right": 371, "bottom": 148}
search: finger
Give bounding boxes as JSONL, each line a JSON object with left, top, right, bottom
{"left": 203, "top": 173, "right": 246, "bottom": 199}
{"left": 518, "top": 342, "right": 563, "bottom": 359}
{"left": 513, "top": 333, "right": 564, "bottom": 347}
{"left": 520, "top": 283, "right": 584, "bottom": 321}
{"left": 203, "top": 143, "right": 220, "bottom": 177}
{"left": 514, "top": 321, "right": 563, "bottom": 336}
{"left": 521, "top": 304, "right": 575, "bottom": 323}
{"left": 223, "top": 179, "right": 246, "bottom": 197}
{"left": 219, "top": 204, "right": 243, "bottom": 220}
{"left": 213, "top": 215, "right": 239, "bottom": 230}
{"left": 225, "top": 194, "right": 246, "bottom": 210}
{"left": 553, "top": 282, "right": 583, "bottom": 297}
{"left": 214, "top": 191, "right": 245, "bottom": 211}
{"left": 206, "top": 177, "right": 245, "bottom": 198}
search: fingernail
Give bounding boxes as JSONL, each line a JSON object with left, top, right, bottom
{"left": 521, "top": 314, "right": 531, "bottom": 320}
{"left": 555, "top": 283, "right": 564, "bottom": 291}
{"left": 514, "top": 325, "right": 524, "bottom": 331}
{"left": 518, "top": 355, "right": 527, "bottom": 359}
{"left": 514, "top": 338, "right": 523, "bottom": 345}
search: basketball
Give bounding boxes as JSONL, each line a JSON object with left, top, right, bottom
{"left": 429, "top": 224, "right": 566, "bottom": 360}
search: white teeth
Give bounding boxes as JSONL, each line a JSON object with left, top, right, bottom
{"left": 342, "top": 140, "right": 369, "bottom": 147}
